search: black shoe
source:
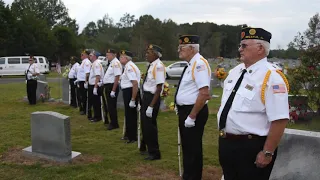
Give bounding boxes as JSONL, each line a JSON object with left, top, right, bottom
{"left": 107, "top": 124, "right": 119, "bottom": 130}
{"left": 91, "top": 118, "right": 102, "bottom": 122}
{"left": 121, "top": 136, "right": 128, "bottom": 140}
{"left": 126, "top": 140, "right": 136, "bottom": 144}
{"left": 144, "top": 155, "right": 161, "bottom": 161}
{"left": 88, "top": 117, "right": 93, "bottom": 121}
{"left": 104, "top": 119, "right": 109, "bottom": 124}
{"left": 80, "top": 111, "right": 85, "bottom": 115}
{"left": 140, "top": 151, "right": 148, "bottom": 155}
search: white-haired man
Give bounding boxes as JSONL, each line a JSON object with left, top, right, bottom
{"left": 217, "top": 26, "right": 289, "bottom": 180}
{"left": 175, "top": 35, "right": 212, "bottom": 179}
{"left": 119, "top": 50, "right": 141, "bottom": 144}
{"left": 140, "top": 44, "right": 166, "bottom": 160}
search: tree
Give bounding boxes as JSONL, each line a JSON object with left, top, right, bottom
{"left": 11, "top": 0, "right": 69, "bottom": 27}
{"left": 0, "top": 1, "right": 16, "bottom": 56}
{"left": 287, "top": 12, "right": 320, "bottom": 114}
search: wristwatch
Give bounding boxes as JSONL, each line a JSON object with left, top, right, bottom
{"left": 263, "top": 150, "right": 274, "bottom": 158}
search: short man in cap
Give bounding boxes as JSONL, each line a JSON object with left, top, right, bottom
{"left": 68, "top": 56, "right": 80, "bottom": 108}
{"left": 88, "top": 50, "right": 104, "bottom": 122}
{"left": 25, "top": 55, "right": 40, "bottom": 105}
{"left": 217, "top": 26, "right": 289, "bottom": 180}
{"left": 175, "top": 35, "right": 211, "bottom": 179}
{"left": 119, "top": 50, "right": 141, "bottom": 143}
{"left": 140, "top": 44, "right": 166, "bottom": 160}
{"left": 103, "top": 49, "right": 122, "bottom": 130}
{"left": 76, "top": 49, "right": 92, "bottom": 115}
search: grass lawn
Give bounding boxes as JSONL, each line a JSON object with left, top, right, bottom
{"left": 0, "top": 82, "right": 223, "bottom": 180}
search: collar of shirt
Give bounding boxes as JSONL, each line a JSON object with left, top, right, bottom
{"left": 151, "top": 58, "right": 160, "bottom": 66}
{"left": 242, "top": 57, "right": 267, "bottom": 75}
{"left": 188, "top": 53, "right": 201, "bottom": 66}
{"left": 125, "top": 61, "right": 133, "bottom": 70}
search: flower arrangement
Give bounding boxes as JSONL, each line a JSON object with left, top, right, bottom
{"left": 215, "top": 68, "right": 227, "bottom": 80}
{"left": 169, "top": 102, "right": 175, "bottom": 111}
{"left": 39, "top": 93, "right": 45, "bottom": 103}
{"left": 161, "top": 82, "right": 170, "bottom": 98}
{"left": 62, "top": 65, "right": 70, "bottom": 79}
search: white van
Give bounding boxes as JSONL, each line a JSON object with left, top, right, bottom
{"left": 0, "top": 56, "right": 50, "bottom": 76}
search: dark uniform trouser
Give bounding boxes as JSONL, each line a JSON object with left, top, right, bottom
{"left": 104, "top": 83, "right": 119, "bottom": 126}
{"left": 141, "top": 91, "right": 161, "bottom": 157}
{"left": 122, "top": 87, "right": 138, "bottom": 141}
{"left": 88, "top": 85, "right": 102, "bottom": 119}
{"left": 27, "top": 79, "right": 37, "bottom": 104}
{"left": 178, "top": 104, "right": 208, "bottom": 180}
{"left": 78, "top": 81, "right": 87, "bottom": 113}
{"left": 219, "top": 136, "right": 278, "bottom": 180}
{"left": 69, "top": 78, "right": 77, "bottom": 107}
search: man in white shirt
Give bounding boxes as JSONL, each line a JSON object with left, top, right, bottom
{"left": 88, "top": 51, "right": 104, "bottom": 122}
{"left": 119, "top": 50, "right": 141, "bottom": 143}
{"left": 76, "top": 49, "right": 92, "bottom": 115}
{"left": 175, "top": 35, "right": 211, "bottom": 179}
{"left": 103, "top": 49, "right": 122, "bottom": 130}
{"left": 68, "top": 56, "right": 80, "bottom": 108}
{"left": 140, "top": 44, "right": 166, "bottom": 160}
{"left": 217, "top": 26, "right": 289, "bottom": 180}
{"left": 25, "top": 55, "right": 40, "bottom": 105}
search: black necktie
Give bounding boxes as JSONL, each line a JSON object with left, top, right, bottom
{"left": 219, "top": 69, "right": 247, "bottom": 130}
{"left": 143, "top": 64, "right": 151, "bottom": 85}
{"left": 174, "top": 65, "right": 188, "bottom": 105}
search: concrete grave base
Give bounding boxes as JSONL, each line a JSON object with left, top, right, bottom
{"left": 22, "top": 146, "right": 81, "bottom": 163}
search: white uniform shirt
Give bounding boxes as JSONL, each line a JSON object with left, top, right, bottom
{"left": 176, "top": 53, "right": 211, "bottom": 105}
{"left": 25, "top": 63, "right": 40, "bottom": 80}
{"left": 76, "top": 58, "right": 91, "bottom": 81}
{"left": 143, "top": 59, "right": 166, "bottom": 94}
{"left": 68, "top": 63, "right": 80, "bottom": 79}
{"left": 89, "top": 60, "right": 104, "bottom": 85}
{"left": 120, "top": 61, "right": 141, "bottom": 89}
{"left": 217, "top": 58, "right": 289, "bottom": 136}
{"left": 103, "top": 58, "right": 122, "bottom": 84}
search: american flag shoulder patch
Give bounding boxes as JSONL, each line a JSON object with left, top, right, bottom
{"left": 196, "top": 64, "right": 205, "bottom": 72}
{"left": 157, "top": 66, "right": 164, "bottom": 71}
{"left": 272, "top": 84, "right": 286, "bottom": 93}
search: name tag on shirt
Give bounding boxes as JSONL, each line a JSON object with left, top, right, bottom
{"left": 228, "top": 80, "right": 233, "bottom": 83}
{"left": 245, "top": 84, "right": 254, "bottom": 91}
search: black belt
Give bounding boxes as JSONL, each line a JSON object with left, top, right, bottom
{"left": 219, "top": 131, "right": 266, "bottom": 140}
{"left": 143, "top": 91, "right": 154, "bottom": 95}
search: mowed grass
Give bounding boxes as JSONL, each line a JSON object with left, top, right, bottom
{"left": 0, "top": 82, "right": 223, "bottom": 180}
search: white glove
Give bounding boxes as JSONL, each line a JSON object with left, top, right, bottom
{"left": 137, "top": 104, "right": 141, "bottom": 111}
{"left": 97, "top": 82, "right": 102, "bottom": 87}
{"left": 93, "top": 87, "right": 98, "bottom": 95}
{"left": 74, "top": 80, "right": 78, "bottom": 85}
{"left": 174, "top": 106, "right": 178, "bottom": 115}
{"left": 184, "top": 116, "right": 195, "bottom": 128}
{"left": 129, "top": 100, "right": 136, "bottom": 108}
{"left": 110, "top": 91, "right": 116, "bottom": 98}
{"left": 146, "top": 106, "right": 153, "bottom": 118}
{"left": 84, "top": 82, "right": 88, "bottom": 89}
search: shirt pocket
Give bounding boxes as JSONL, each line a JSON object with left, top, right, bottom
{"left": 222, "top": 83, "right": 234, "bottom": 102}
{"left": 233, "top": 87, "right": 256, "bottom": 112}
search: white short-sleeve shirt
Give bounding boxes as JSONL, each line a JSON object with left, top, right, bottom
{"left": 68, "top": 63, "right": 80, "bottom": 79}
{"left": 143, "top": 59, "right": 166, "bottom": 94}
{"left": 25, "top": 63, "right": 40, "bottom": 80}
{"left": 77, "top": 58, "right": 91, "bottom": 81}
{"left": 217, "top": 58, "right": 290, "bottom": 136}
{"left": 176, "top": 53, "right": 211, "bottom": 105}
{"left": 103, "top": 58, "right": 122, "bottom": 84}
{"left": 89, "top": 60, "right": 104, "bottom": 85}
{"left": 120, "top": 61, "right": 141, "bottom": 89}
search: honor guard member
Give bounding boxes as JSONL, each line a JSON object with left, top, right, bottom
{"left": 25, "top": 55, "right": 40, "bottom": 105}
{"left": 103, "top": 49, "right": 122, "bottom": 130}
{"left": 119, "top": 50, "right": 141, "bottom": 143}
{"left": 175, "top": 35, "right": 211, "bottom": 180}
{"left": 217, "top": 26, "right": 289, "bottom": 180}
{"left": 141, "top": 44, "right": 166, "bottom": 160}
{"left": 88, "top": 51, "right": 105, "bottom": 122}
{"left": 76, "top": 49, "right": 92, "bottom": 115}
{"left": 68, "top": 56, "right": 80, "bottom": 108}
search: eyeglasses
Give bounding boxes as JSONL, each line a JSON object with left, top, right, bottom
{"left": 238, "top": 43, "right": 261, "bottom": 49}
{"left": 177, "top": 45, "right": 190, "bottom": 52}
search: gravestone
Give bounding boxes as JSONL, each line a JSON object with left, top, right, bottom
{"left": 22, "top": 111, "right": 81, "bottom": 162}
{"left": 117, "top": 89, "right": 125, "bottom": 108}
{"left": 270, "top": 128, "right": 320, "bottom": 180}
{"left": 36, "top": 80, "right": 49, "bottom": 101}
{"left": 38, "top": 74, "right": 47, "bottom": 82}
{"left": 221, "top": 128, "right": 320, "bottom": 180}
{"left": 62, "top": 78, "right": 70, "bottom": 104}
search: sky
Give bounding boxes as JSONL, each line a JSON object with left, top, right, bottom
{"left": 3, "top": 0, "right": 320, "bottom": 50}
